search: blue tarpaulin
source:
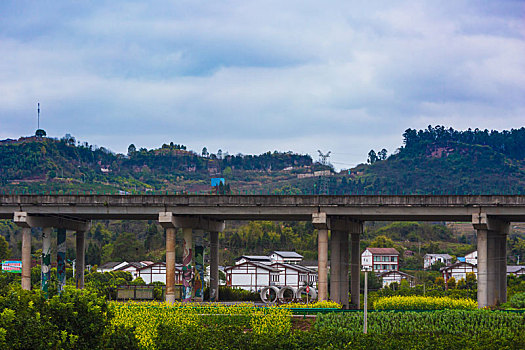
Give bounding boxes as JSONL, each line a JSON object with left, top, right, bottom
{"left": 211, "top": 178, "right": 225, "bottom": 187}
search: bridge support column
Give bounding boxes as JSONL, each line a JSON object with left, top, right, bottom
{"left": 194, "top": 230, "right": 205, "bottom": 301}
{"left": 330, "top": 218, "right": 363, "bottom": 309}
{"left": 210, "top": 231, "right": 219, "bottom": 302}
{"left": 350, "top": 227, "right": 362, "bottom": 309}
{"left": 41, "top": 227, "right": 52, "bottom": 297}
{"left": 21, "top": 227, "right": 31, "bottom": 290}
{"left": 181, "top": 228, "right": 193, "bottom": 302}
{"left": 340, "top": 231, "right": 349, "bottom": 308}
{"left": 57, "top": 228, "right": 67, "bottom": 293}
{"left": 473, "top": 213, "right": 509, "bottom": 308}
{"left": 159, "top": 212, "right": 178, "bottom": 303}
{"left": 313, "top": 213, "right": 329, "bottom": 301}
{"left": 499, "top": 233, "right": 507, "bottom": 303}
{"left": 330, "top": 230, "right": 341, "bottom": 304}
{"left": 76, "top": 230, "right": 86, "bottom": 289}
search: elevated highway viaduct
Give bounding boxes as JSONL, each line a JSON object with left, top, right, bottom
{"left": 2, "top": 194, "right": 525, "bottom": 308}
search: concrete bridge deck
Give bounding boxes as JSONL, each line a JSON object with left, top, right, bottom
{"left": 1, "top": 194, "right": 525, "bottom": 221}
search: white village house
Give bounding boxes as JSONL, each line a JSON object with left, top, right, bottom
{"left": 361, "top": 247, "right": 400, "bottom": 273}
{"left": 136, "top": 262, "right": 183, "bottom": 284}
{"left": 379, "top": 270, "right": 415, "bottom": 287}
{"left": 423, "top": 253, "right": 453, "bottom": 269}
{"left": 270, "top": 262, "right": 317, "bottom": 289}
{"left": 226, "top": 251, "right": 318, "bottom": 291}
{"left": 225, "top": 261, "right": 280, "bottom": 291}
{"left": 440, "top": 261, "right": 477, "bottom": 283}
{"left": 270, "top": 251, "right": 303, "bottom": 264}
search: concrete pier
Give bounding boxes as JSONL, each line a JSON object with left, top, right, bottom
{"left": 182, "top": 227, "right": 193, "bottom": 302}
{"left": 158, "top": 212, "right": 178, "bottom": 303}
{"left": 473, "top": 213, "right": 509, "bottom": 307}
{"left": 340, "top": 230, "right": 349, "bottom": 308}
{"left": 21, "top": 227, "right": 31, "bottom": 290}
{"left": 76, "top": 230, "right": 86, "bottom": 289}
{"left": 57, "top": 228, "right": 67, "bottom": 293}
{"left": 350, "top": 230, "right": 361, "bottom": 309}
{"left": 330, "top": 230, "right": 341, "bottom": 304}
{"left": 41, "top": 227, "right": 52, "bottom": 297}
{"left": 313, "top": 212, "right": 329, "bottom": 301}
{"left": 210, "top": 231, "right": 219, "bottom": 301}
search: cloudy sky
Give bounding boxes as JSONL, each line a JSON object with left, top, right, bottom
{"left": 1, "top": 1, "right": 524, "bottom": 169}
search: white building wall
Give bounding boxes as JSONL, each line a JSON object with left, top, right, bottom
{"left": 465, "top": 251, "right": 478, "bottom": 265}
{"left": 138, "top": 265, "right": 166, "bottom": 284}
{"left": 228, "top": 265, "right": 274, "bottom": 291}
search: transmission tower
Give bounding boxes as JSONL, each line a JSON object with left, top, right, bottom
{"left": 317, "top": 150, "right": 331, "bottom": 166}
{"left": 317, "top": 150, "right": 331, "bottom": 194}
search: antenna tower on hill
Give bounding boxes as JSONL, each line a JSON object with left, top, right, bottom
{"left": 35, "top": 102, "right": 47, "bottom": 138}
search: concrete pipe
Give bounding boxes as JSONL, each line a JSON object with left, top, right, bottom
{"left": 260, "top": 286, "right": 279, "bottom": 304}
{"left": 295, "top": 286, "right": 318, "bottom": 301}
{"left": 277, "top": 286, "right": 296, "bottom": 303}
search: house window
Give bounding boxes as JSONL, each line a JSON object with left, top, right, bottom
{"left": 374, "top": 264, "right": 381, "bottom": 270}
{"left": 373, "top": 256, "right": 380, "bottom": 262}
{"left": 382, "top": 256, "right": 389, "bottom": 262}
{"left": 391, "top": 256, "right": 397, "bottom": 262}
{"left": 271, "top": 275, "right": 279, "bottom": 282}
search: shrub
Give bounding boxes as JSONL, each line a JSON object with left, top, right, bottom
{"left": 0, "top": 285, "right": 112, "bottom": 350}
{"left": 43, "top": 286, "right": 111, "bottom": 349}
{"left": 373, "top": 296, "right": 477, "bottom": 310}
{"left": 204, "top": 285, "right": 259, "bottom": 301}
{"left": 509, "top": 292, "right": 525, "bottom": 309}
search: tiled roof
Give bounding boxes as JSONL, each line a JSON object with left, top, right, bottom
{"left": 439, "top": 261, "right": 476, "bottom": 272}
{"left": 366, "top": 248, "right": 399, "bottom": 255}
{"left": 507, "top": 266, "right": 525, "bottom": 273}
{"left": 98, "top": 261, "right": 124, "bottom": 269}
{"left": 424, "top": 253, "right": 453, "bottom": 259}
{"left": 225, "top": 261, "right": 280, "bottom": 272}
{"left": 379, "top": 270, "right": 414, "bottom": 278}
{"left": 272, "top": 251, "right": 303, "bottom": 258}
{"left": 235, "top": 255, "right": 272, "bottom": 262}
{"left": 271, "top": 262, "right": 315, "bottom": 273}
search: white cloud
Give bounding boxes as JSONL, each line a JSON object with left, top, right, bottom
{"left": 0, "top": 1, "right": 524, "bottom": 169}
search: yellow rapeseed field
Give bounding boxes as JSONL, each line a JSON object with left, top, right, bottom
{"left": 373, "top": 296, "right": 477, "bottom": 310}
{"left": 109, "top": 301, "right": 293, "bottom": 350}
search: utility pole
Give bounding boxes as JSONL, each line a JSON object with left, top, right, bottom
{"left": 362, "top": 265, "right": 372, "bottom": 334}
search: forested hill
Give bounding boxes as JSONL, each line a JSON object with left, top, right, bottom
{"left": 352, "top": 126, "right": 525, "bottom": 194}
{"left": 0, "top": 136, "right": 316, "bottom": 192}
